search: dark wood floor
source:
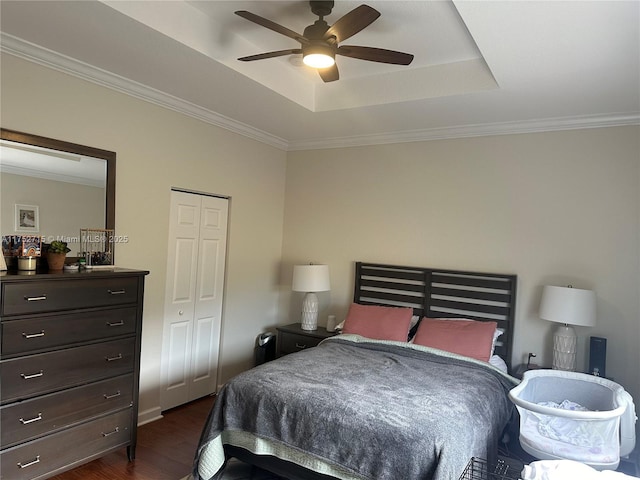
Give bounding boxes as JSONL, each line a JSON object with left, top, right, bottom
{"left": 49, "top": 395, "right": 216, "bottom": 480}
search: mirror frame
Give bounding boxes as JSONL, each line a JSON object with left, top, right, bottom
{"left": 0, "top": 128, "right": 115, "bottom": 230}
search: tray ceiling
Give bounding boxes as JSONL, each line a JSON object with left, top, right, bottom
{"left": 1, "top": 1, "right": 638, "bottom": 150}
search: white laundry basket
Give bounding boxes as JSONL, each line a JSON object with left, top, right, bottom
{"left": 509, "top": 370, "right": 636, "bottom": 470}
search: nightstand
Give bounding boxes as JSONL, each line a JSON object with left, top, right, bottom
{"left": 276, "top": 323, "right": 338, "bottom": 357}
{"left": 513, "top": 363, "right": 549, "bottom": 380}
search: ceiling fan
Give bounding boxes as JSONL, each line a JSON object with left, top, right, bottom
{"left": 235, "top": 1, "right": 414, "bottom": 82}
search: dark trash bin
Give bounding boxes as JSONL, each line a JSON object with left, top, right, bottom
{"left": 255, "top": 332, "right": 276, "bottom": 366}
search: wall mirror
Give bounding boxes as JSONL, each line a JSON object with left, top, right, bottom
{"left": 1, "top": 128, "right": 115, "bottom": 258}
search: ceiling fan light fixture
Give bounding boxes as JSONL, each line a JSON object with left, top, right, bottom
{"left": 303, "top": 53, "right": 335, "bottom": 68}
{"left": 302, "top": 44, "right": 335, "bottom": 68}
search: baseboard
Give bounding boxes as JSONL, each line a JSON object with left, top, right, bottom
{"left": 137, "top": 406, "right": 163, "bottom": 426}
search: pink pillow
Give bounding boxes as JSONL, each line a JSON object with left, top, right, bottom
{"left": 412, "top": 318, "right": 497, "bottom": 362}
{"left": 341, "top": 303, "right": 413, "bottom": 342}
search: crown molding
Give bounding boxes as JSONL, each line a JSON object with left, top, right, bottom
{"left": 0, "top": 34, "right": 289, "bottom": 151}
{"left": 2, "top": 33, "right": 638, "bottom": 153}
{"left": 0, "top": 164, "right": 104, "bottom": 188}
{"left": 286, "top": 113, "right": 640, "bottom": 151}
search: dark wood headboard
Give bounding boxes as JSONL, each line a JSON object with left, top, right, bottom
{"left": 353, "top": 262, "right": 518, "bottom": 370}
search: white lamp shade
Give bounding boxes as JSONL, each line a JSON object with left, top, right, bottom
{"left": 539, "top": 285, "right": 596, "bottom": 327}
{"left": 292, "top": 264, "right": 330, "bottom": 292}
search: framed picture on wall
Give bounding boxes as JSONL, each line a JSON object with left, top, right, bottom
{"left": 15, "top": 204, "right": 39, "bottom": 232}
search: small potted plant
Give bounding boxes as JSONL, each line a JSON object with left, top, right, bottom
{"left": 47, "top": 241, "right": 71, "bottom": 270}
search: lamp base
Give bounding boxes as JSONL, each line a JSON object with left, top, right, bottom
{"left": 300, "top": 292, "right": 319, "bottom": 331}
{"left": 552, "top": 324, "right": 577, "bottom": 371}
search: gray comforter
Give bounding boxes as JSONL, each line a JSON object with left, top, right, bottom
{"left": 193, "top": 335, "right": 518, "bottom": 480}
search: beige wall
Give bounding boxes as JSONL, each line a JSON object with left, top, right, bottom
{"left": 1, "top": 173, "right": 105, "bottom": 254}
{"left": 1, "top": 54, "right": 287, "bottom": 421}
{"left": 283, "top": 129, "right": 640, "bottom": 407}
{"left": 3, "top": 53, "right": 640, "bottom": 439}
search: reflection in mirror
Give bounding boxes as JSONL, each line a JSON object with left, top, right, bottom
{"left": 0, "top": 129, "right": 115, "bottom": 259}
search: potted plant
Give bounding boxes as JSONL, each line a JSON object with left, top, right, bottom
{"left": 47, "top": 241, "right": 71, "bottom": 270}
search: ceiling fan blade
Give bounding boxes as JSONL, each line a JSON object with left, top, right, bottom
{"left": 324, "top": 5, "right": 380, "bottom": 43}
{"left": 318, "top": 64, "right": 339, "bottom": 82}
{"left": 235, "top": 11, "right": 309, "bottom": 44}
{"left": 238, "top": 49, "right": 302, "bottom": 62}
{"left": 337, "top": 45, "right": 414, "bottom": 65}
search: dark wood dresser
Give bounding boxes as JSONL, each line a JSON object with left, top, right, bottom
{"left": 0, "top": 268, "right": 148, "bottom": 480}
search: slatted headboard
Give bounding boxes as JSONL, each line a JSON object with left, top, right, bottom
{"left": 353, "top": 262, "right": 518, "bottom": 370}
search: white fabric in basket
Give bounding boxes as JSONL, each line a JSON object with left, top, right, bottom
{"left": 521, "top": 460, "right": 636, "bottom": 479}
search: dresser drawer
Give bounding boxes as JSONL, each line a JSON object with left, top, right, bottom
{"left": 1, "top": 374, "right": 133, "bottom": 448}
{"left": 1, "top": 307, "right": 138, "bottom": 357}
{"left": 0, "top": 409, "right": 132, "bottom": 480}
{"left": 2, "top": 277, "right": 139, "bottom": 316}
{"left": 279, "top": 332, "right": 325, "bottom": 355}
{"left": 0, "top": 338, "right": 135, "bottom": 404}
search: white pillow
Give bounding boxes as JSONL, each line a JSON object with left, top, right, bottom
{"left": 492, "top": 328, "right": 505, "bottom": 356}
{"left": 489, "top": 354, "right": 508, "bottom": 373}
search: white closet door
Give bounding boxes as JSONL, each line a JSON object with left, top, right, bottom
{"left": 188, "top": 195, "right": 228, "bottom": 400}
{"left": 161, "top": 191, "right": 228, "bottom": 411}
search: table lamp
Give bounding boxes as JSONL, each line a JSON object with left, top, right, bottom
{"left": 292, "top": 264, "right": 330, "bottom": 331}
{"left": 539, "top": 285, "right": 596, "bottom": 371}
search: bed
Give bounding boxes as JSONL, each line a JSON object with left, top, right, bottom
{"left": 192, "top": 262, "right": 519, "bottom": 480}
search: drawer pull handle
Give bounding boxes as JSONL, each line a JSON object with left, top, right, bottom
{"left": 21, "top": 371, "right": 44, "bottom": 380}
{"left": 17, "top": 456, "right": 40, "bottom": 469}
{"left": 295, "top": 343, "right": 308, "bottom": 349}
{"left": 105, "top": 353, "right": 123, "bottom": 362}
{"left": 19, "top": 413, "right": 43, "bottom": 425}
{"left": 102, "top": 427, "right": 120, "bottom": 437}
{"left": 108, "top": 289, "right": 126, "bottom": 295}
{"left": 104, "top": 390, "right": 122, "bottom": 400}
{"left": 22, "top": 330, "right": 45, "bottom": 339}
{"left": 24, "top": 295, "right": 47, "bottom": 302}
{"left": 107, "top": 320, "right": 125, "bottom": 327}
